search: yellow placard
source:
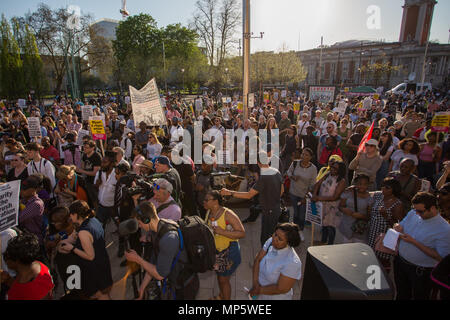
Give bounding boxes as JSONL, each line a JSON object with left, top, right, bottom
{"left": 293, "top": 102, "right": 300, "bottom": 114}
{"left": 373, "top": 94, "right": 380, "bottom": 100}
{"left": 431, "top": 112, "right": 450, "bottom": 132}
{"left": 264, "top": 92, "right": 270, "bottom": 102}
{"left": 344, "top": 87, "right": 349, "bottom": 92}
{"left": 237, "top": 102, "right": 243, "bottom": 113}
{"left": 89, "top": 119, "right": 106, "bottom": 140}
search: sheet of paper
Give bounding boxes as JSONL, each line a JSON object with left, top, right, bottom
{"left": 383, "top": 228, "right": 400, "bottom": 250}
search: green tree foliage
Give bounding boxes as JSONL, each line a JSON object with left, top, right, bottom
{"left": 113, "top": 15, "right": 208, "bottom": 90}
{"left": 0, "top": 15, "right": 24, "bottom": 99}
{"left": 361, "top": 60, "right": 400, "bottom": 87}
{"left": 22, "top": 24, "right": 47, "bottom": 98}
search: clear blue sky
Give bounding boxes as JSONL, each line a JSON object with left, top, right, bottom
{"left": 2, "top": 0, "right": 449, "bottom": 53}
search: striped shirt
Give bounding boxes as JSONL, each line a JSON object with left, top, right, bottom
{"left": 19, "top": 194, "right": 45, "bottom": 244}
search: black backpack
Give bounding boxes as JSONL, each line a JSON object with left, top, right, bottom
{"left": 156, "top": 216, "right": 216, "bottom": 274}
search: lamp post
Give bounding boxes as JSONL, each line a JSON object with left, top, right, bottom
{"left": 225, "top": 67, "right": 229, "bottom": 97}
{"left": 181, "top": 68, "right": 185, "bottom": 94}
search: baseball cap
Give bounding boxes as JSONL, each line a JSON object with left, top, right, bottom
{"left": 155, "top": 156, "right": 172, "bottom": 168}
{"left": 153, "top": 178, "right": 173, "bottom": 194}
{"left": 365, "top": 139, "right": 379, "bottom": 146}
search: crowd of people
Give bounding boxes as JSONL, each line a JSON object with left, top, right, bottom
{"left": 0, "top": 86, "right": 449, "bottom": 301}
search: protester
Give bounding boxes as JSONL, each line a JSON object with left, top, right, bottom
{"left": 393, "top": 192, "right": 450, "bottom": 300}
{"left": 348, "top": 139, "right": 383, "bottom": 191}
{"left": 204, "top": 190, "right": 245, "bottom": 300}
{"left": 389, "top": 138, "right": 420, "bottom": 172}
{"left": 249, "top": 223, "right": 302, "bottom": 300}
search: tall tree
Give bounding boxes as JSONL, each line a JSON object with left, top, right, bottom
{"left": 0, "top": 15, "right": 24, "bottom": 99}
{"left": 22, "top": 24, "right": 47, "bottom": 99}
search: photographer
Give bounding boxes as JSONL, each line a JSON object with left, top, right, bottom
{"left": 154, "top": 156, "right": 182, "bottom": 204}
{"left": 124, "top": 201, "right": 199, "bottom": 300}
{"left": 62, "top": 133, "right": 81, "bottom": 168}
{"left": 149, "top": 178, "right": 182, "bottom": 221}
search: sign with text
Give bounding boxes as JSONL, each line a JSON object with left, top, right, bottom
{"left": 76, "top": 129, "right": 91, "bottom": 145}
{"left": 195, "top": 98, "right": 203, "bottom": 112}
{"left": 81, "top": 105, "right": 93, "bottom": 121}
{"left": 263, "top": 92, "right": 270, "bottom": 103}
{"left": 27, "top": 117, "right": 42, "bottom": 137}
{"left": 0, "top": 180, "right": 20, "bottom": 233}
{"left": 129, "top": 78, "right": 167, "bottom": 126}
{"left": 89, "top": 116, "right": 106, "bottom": 141}
{"left": 431, "top": 112, "right": 450, "bottom": 133}
{"left": 306, "top": 199, "right": 323, "bottom": 227}
{"left": 293, "top": 102, "right": 300, "bottom": 114}
{"left": 309, "top": 86, "right": 336, "bottom": 104}
{"left": 248, "top": 93, "right": 255, "bottom": 109}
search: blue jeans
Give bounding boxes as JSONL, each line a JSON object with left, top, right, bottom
{"left": 290, "top": 194, "right": 306, "bottom": 231}
{"left": 321, "top": 226, "right": 336, "bottom": 244}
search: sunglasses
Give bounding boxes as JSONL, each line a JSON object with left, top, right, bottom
{"left": 153, "top": 183, "right": 163, "bottom": 191}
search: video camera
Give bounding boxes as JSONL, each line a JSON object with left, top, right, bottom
{"left": 210, "top": 172, "right": 245, "bottom": 190}
{"left": 61, "top": 143, "right": 78, "bottom": 153}
{"left": 122, "top": 172, "right": 177, "bottom": 200}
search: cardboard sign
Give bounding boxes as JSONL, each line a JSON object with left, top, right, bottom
{"left": 263, "top": 92, "right": 270, "bottom": 103}
{"left": 27, "top": 117, "right": 42, "bottom": 138}
{"left": 248, "top": 93, "right": 255, "bottom": 109}
{"left": 293, "top": 102, "right": 300, "bottom": 114}
{"left": 195, "top": 98, "right": 203, "bottom": 112}
{"left": 129, "top": 78, "right": 167, "bottom": 126}
{"left": 0, "top": 180, "right": 20, "bottom": 233}
{"left": 237, "top": 102, "right": 243, "bottom": 113}
{"left": 89, "top": 116, "right": 106, "bottom": 141}
{"left": 335, "top": 101, "right": 347, "bottom": 117}
{"left": 76, "top": 129, "right": 91, "bottom": 145}
{"left": 125, "top": 96, "right": 131, "bottom": 105}
{"left": 81, "top": 105, "right": 94, "bottom": 121}
{"left": 431, "top": 112, "right": 450, "bottom": 132}
{"left": 306, "top": 199, "right": 323, "bottom": 227}
{"left": 281, "top": 90, "right": 287, "bottom": 98}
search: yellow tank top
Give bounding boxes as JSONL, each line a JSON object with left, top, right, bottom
{"left": 207, "top": 208, "right": 236, "bottom": 252}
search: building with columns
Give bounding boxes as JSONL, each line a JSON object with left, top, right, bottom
{"left": 297, "top": 0, "right": 449, "bottom": 90}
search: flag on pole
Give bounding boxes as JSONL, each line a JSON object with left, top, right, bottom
{"left": 357, "top": 121, "right": 375, "bottom": 153}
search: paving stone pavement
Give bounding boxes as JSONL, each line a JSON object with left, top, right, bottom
{"left": 56, "top": 203, "right": 393, "bottom": 300}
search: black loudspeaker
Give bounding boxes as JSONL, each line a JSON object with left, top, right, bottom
{"left": 301, "top": 243, "right": 393, "bottom": 300}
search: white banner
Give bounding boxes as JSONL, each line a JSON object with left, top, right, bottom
{"left": 362, "top": 97, "right": 373, "bottom": 110}
{"left": 306, "top": 199, "right": 323, "bottom": 227}
{"left": 334, "top": 100, "right": 347, "bottom": 117}
{"left": 81, "top": 106, "right": 94, "bottom": 122}
{"left": 281, "top": 90, "right": 287, "bottom": 98}
{"left": 129, "top": 79, "right": 167, "bottom": 126}
{"left": 0, "top": 180, "right": 20, "bottom": 233}
{"left": 27, "top": 117, "right": 42, "bottom": 138}
{"left": 309, "top": 86, "right": 336, "bottom": 104}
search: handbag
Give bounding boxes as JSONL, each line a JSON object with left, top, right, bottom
{"left": 374, "top": 233, "right": 399, "bottom": 256}
{"left": 350, "top": 188, "right": 368, "bottom": 235}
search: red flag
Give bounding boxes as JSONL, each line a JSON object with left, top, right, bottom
{"left": 357, "top": 121, "right": 375, "bottom": 153}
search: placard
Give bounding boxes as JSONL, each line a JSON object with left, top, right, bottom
{"left": 195, "top": 98, "right": 203, "bottom": 112}
{"left": 431, "top": 112, "right": 450, "bottom": 133}
{"left": 0, "top": 180, "right": 20, "bottom": 233}
{"left": 248, "top": 93, "right": 255, "bottom": 109}
{"left": 129, "top": 78, "right": 167, "bottom": 126}
{"left": 306, "top": 199, "right": 323, "bottom": 227}
{"left": 27, "top": 117, "right": 42, "bottom": 137}
{"left": 76, "top": 129, "right": 91, "bottom": 145}
{"left": 362, "top": 97, "right": 373, "bottom": 110}
{"left": 335, "top": 101, "right": 347, "bottom": 117}
{"left": 309, "top": 86, "right": 336, "bottom": 104}
{"left": 124, "top": 96, "right": 131, "bottom": 105}
{"left": 18, "top": 99, "right": 26, "bottom": 108}
{"left": 237, "top": 102, "right": 243, "bottom": 113}
{"left": 89, "top": 116, "right": 106, "bottom": 141}
{"left": 281, "top": 90, "right": 287, "bottom": 98}
{"left": 81, "top": 105, "right": 94, "bottom": 121}
{"left": 263, "top": 92, "right": 270, "bottom": 103}
{"left": 293, "top": 102, "right": 300, "bottom": 114}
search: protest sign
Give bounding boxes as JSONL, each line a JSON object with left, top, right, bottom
{"left": 281, "top": 90, "right": 287, "bottom": 98}
{"left": 293, "top": 102, "right": 300, "bottom": 114}
{"left": 335, "top": 101, "right": 347, "bottom": 117}
{"left": 89, "top": 116, "right": 106, "bottom": 141}
{"left": 273, "top": 91, "right": 279, "bottom": 101}
{"left": 306, "top": 199, "right": 322, "bottom": 227}
{"left": 431, "top": 112, "right": 450, "bottom": 133}
{"left": 27, "top": 117, "right": 42, "bottom": 138}
{"left": 309, "top": 86, "right": 336, "bottom": 104}
{"left": 248, "top": 93, "right": 255, "bottom": 109}
{"left": 18, "top": 99, "right": 26, "bottom": 108}
{"left": 124, "top": 96, "right": 131, "bottom": 105}
{"left": 129, "top": 78, "right": 167, "bottom": 126}
{"left": 362, "top": 97, "right": 373, "bottom": 110}
{"left": 81, "top": 105, "right": 93, "bottom": 121}
{"left": 263, "top": 92, "right": 270, "bottom": 103}
{"left": 373, "top": 94, "right": 380, "bottom": 100}
{"left": 0, "top": 180, "right": 20, "bottom": 233}
{"left": 195, "top": 98, "right": 203, "bottom": 112}
{"left": 76, "top": 129, "right": 91, "bottom": 145}
{"left": 237, "top": 102, "right": 243, "bottom": 113}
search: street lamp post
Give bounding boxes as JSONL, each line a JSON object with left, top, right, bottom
{"left": 181, "top": 68, "right": 185, "bottom": 94}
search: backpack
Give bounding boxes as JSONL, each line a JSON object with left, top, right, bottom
{"left": 155, "top": 216, "right": 216, "bottom": 274}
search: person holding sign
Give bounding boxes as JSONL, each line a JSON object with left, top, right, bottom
{"left": 311, "top": 161, "right": 347, "bottom": 245}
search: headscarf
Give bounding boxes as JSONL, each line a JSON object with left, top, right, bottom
{"left": 316, "top": 154, "right": 343, "bottom": 181}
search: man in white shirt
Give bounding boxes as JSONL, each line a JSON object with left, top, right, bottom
{"left": 170, "top": 117, "right": 184, "bottom": 143}
{"left": 94, "top": 152, "right": 117, "bottom": 230}
{"left": 297, "top": 113, "right": 310, "bottom": 136}
{"left": 113, "top": 147, "right": 130, "bottom": 167}
{"left": 320, "top": 112, "right": 337, "bottom": 136}
{"left": 25, "top": 142, "right": 56, "bottom": 189}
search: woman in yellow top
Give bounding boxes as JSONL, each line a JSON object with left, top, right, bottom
{"left": 204, "top": 190, "right": 245, "bottom": 300}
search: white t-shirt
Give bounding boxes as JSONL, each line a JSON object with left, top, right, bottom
{"left": 170, "top": 125, "right": 184, "bottom": 143}
{"left": 297, "top": 120, "right": 310, "bottom": 136}
{"left": 94, "top": 169, "right": 117, "bottom": 207}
